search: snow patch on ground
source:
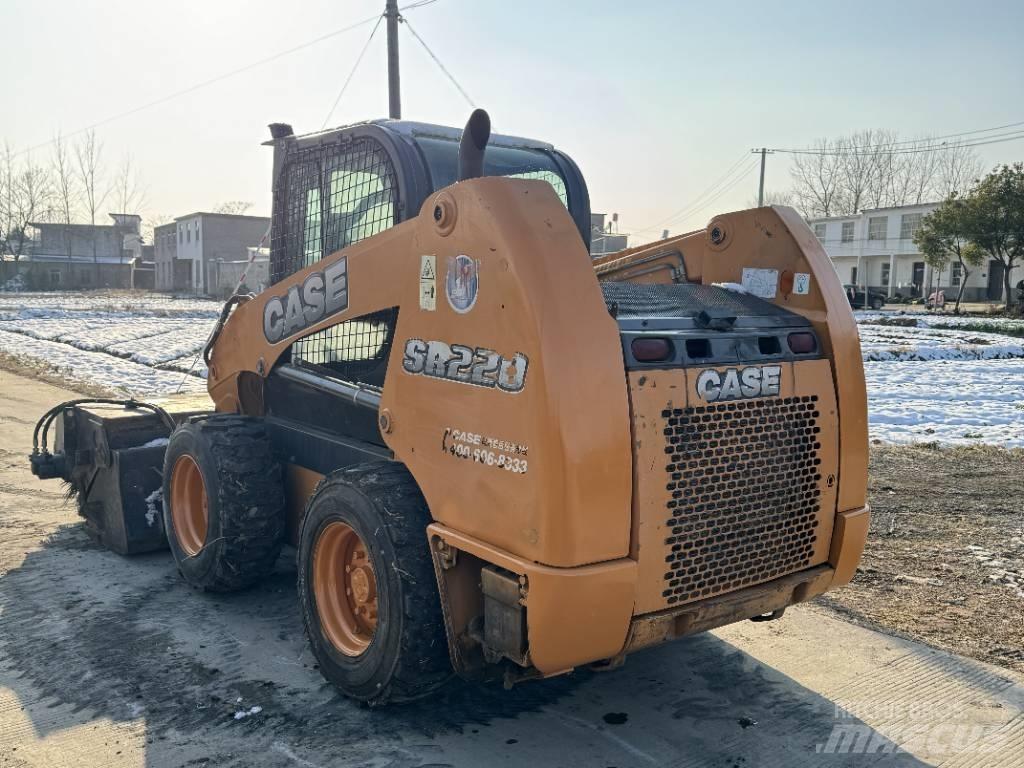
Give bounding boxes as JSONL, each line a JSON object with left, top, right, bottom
{"left": 0, "top": 291, "right": 222, "bottom": 315}
{"left": 965, "top": 541, "right": 1024, "bottom": 600}
{"left": 233, "top": 706, "right": 263, "bottom": 720}
{"left": 0, "top": 329, "right": 206, "bottom": 395}
{"left": 859, "top": 325, "right": 1024, "bottom": 362}
{"left": 1, "top": 295, "right": 1022, "bottom": 448}
{"left": 144, "top": 489, "right": 163, "bottom": 527}
{"left": 856, "top": 310, "right": 1024, "bottom": 333}
{"left": 865, "top": 358, "right": 1024, "bottom": 447}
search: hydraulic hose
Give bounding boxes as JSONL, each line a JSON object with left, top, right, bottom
{"left": 31, "top": 398, "right": 176, "bottom": 456}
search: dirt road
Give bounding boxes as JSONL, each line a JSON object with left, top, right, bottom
{"left": 1, "top": 369, "right": 1022, "bottom": 767}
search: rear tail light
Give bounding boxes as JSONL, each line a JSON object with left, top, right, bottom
{"left": 632, "top": 337, "right": 673, "bottom": 362}
{"left": 788, "top": 332, "right": 817, "bottom": 354}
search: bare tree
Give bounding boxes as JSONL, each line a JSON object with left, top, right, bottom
{"left": 142, "top": 213, "right": 173, "bottom": 245}
{"left": 841, "top": 129, "right": 892, "bottom": 213}
{"left": 934, "top": 140, "right": 983, "bottom": 199}
{"left": 74, "top": 130, "right": 108, "bottom": 285}
{"left": 789, "top": 138, "right": 845, "bottom": 217}
{"left": 52, "top": 133, "right": 79, "bottom": 278}
{"left": 788, "top": 129, "right": 985, "bottom": 217}
{"left": 112, "top": 153, "right": 146, "bottom": 217}
{"left": 213, "top": 200, "right": 254, "bottom": 215}
{"left": 746, "top": 189, "right": 795, "bottom": 209}
{"left": 0, "top": 143, "right": 52, "bottom": 283}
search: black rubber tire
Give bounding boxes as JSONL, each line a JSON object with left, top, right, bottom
{"left": 162, "top": 414, "right": 285, "bottom": 592}
{"left": 297, "top": 462, "right": 451, "bottom": 705}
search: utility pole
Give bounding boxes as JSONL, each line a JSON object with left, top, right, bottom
{"left": 385, "top": 0, "right": 401, "bottom": 119}
{"left": 751, "top": 147, "right": 775, "bottom": 207}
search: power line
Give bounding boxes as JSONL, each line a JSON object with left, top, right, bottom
{"left": 14, "top": 2, "right": 439, "bottom": 158}
{"left": 402, "top": 17, "right": 475, "bottom": 107}
{"left": 629, "top": 160, "right": 760, "bottom": 244}
{"left": 630, "top": 151, "right": 749, "bottom": 235}
{"left": 322, "top": 16, "right": 384, "bottom": 129}
{"left": 772, "top": 118, "right": 1024, "bottom": 154}
{"left": 663, "top": 161, "right": 761, "bottom": 230}
{"left": 773, "top": 130, "right": 1024, "bottom": 157}
{"left": 631, "top": 153, "right": 754, "bottom": 235}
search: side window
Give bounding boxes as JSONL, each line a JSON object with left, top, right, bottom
{"left": 271, "top": 137, "right": 397, "bottom": 284}
{"left": 302, "top": 186, "right": 321, "bottom": 268}
{"left": 290, "top": 307, "right": 398, "bottom": 386}
{"left": 507, "top": 169, "right": 567, "bottom": 206}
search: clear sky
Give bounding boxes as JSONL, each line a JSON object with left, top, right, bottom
{"left": 3, "top": 0, "right": 1023, "bottom": 243}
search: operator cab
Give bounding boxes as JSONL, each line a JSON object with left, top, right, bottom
{"left": 260, "top": 117, "right": 592, "bottom": 470}
{"left": 265, "top": 118, "right": 591, "bottom": 287}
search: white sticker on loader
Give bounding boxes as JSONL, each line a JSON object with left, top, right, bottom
{"left": 741, "top": 267, "right": 779, "bottom": 299}
{"left": 794, "top": 272, "right": 811, "bottom": 295}
{"left": 419, "top": 255, "right": 437, "bottom": 311}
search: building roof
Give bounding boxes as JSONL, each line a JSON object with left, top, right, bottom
{"left": 7, "top": 252, "right": 138, "bottom": 265}
{"left": 860, "top": 201, "right": 939, "bottom": 213}
{"left": 27, "top": 221, "right": 123, "bottom": 232}
{"left": 173, "top": 212, "right": 270, "bottom": 223}
{"left": 807, "top": 200, "right": 942, "bottom": 224}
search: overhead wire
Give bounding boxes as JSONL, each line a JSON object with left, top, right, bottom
{"left": 13, "top": 1, "right": 441, "bottom": 157}
{"left": 772, "top": 130, "right": 1024, "bottom": 156}
{"left": 675, "top": 160, "right": 761, "bottom": 224}
{"left": 771, "top": 118, "right": 1024, "bottom": 154}
{"left": 402, "top": 17, "right": 475, "bottom": 107}
{"left": 629, "top": 152, "right": 752, "bottom": 236}
{"left": 322, "top": 16, "right": 384, "bottom": 129}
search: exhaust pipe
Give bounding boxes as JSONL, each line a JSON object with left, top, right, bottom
{"left": 458, "top": 109, "right": 491, "bottom": 181}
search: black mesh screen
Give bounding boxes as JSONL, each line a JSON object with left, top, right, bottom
{"left": 271, "top": 137, "right": 398, "bottom": 285}
{"left": 291, "top": 308, "right": 398, "bottom": 386}
{"left": 661, "top": 396, "right": 823, "bottom": 606}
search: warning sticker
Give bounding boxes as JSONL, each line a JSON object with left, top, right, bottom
{"left": 419, "top": 255, "right": 436, "bottom": 311}
{"left": 793, "top": 272, "right": 811, "bottom": 295}
{"left": 741, "top": 267, "right": 779, "bottom": 299}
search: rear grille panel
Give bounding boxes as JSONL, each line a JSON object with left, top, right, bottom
{"left": 661, "top": 396, "right": 823, "bottom": 605}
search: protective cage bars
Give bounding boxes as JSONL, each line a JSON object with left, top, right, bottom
{"left": 270, "top": 137, "right": 399, "bottom": 285}
{"left": 291, "top": 307, "right": 399, "bottom": 386}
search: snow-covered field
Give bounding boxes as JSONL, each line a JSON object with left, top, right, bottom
{"left": 0, "top": 294, "right": 1021, "bottom": 448}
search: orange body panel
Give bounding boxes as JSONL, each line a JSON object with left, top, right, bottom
{"left": 207, "top": 190, "right": 870, "bottom": 675}
{"left": 628, "top": 360, "right": 839, "bottom": 614}
{"left": 601, "top": 207, "right": 868, "bottom": 516}
{"left": 428, "top": 524, "right": 635, "bottom": 675}
{"left": 209, "top": 178, "right": 634, "bottom": 568}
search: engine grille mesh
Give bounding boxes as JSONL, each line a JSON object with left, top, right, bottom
{"left": 661, "top": 396, "right": 823, "bottom": 605}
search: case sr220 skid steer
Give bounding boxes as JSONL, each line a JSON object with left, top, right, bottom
{"left": 30, "top": 110, "right": 870, "bottom": 704}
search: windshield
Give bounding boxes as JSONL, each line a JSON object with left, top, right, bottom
{"left": 414, "top": 136, "right": 569, "bottom": 208}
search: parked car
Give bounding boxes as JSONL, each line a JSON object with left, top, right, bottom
{"left": 844, "top": 285, "right": 887, "bottom": 310}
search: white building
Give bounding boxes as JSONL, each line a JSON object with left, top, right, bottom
{"left": 807, "top": 202, "right": 1011, "bottom": 303}
{"left": 155, "top": 212, "right": 269, "bottom": 294}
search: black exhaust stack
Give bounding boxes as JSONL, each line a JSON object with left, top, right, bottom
{"left": 458, "top": 109, "right": 491, "bottom": 181}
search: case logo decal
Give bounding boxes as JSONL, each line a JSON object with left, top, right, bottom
{"left": 446, "top": 254, "right": 479, "bottom": 313}
{"left": 263, "top": 256, "right": 348, "bottom": 344}
{"left": 696, "top": 365, "right": 781, "bottom": 402}
{"left": 403, "top": 339, "right": 527, "bottom": 393}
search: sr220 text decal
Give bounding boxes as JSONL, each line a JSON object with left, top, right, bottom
{"left": 402, "top": 339, "right": 528, "bottom": 393}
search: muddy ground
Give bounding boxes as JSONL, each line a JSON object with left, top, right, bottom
{"left": 1, "top": 369, "right": 1023, "bottom": 766}
{"left": 820, "top": 444, "right": 1024, "bottom": 673}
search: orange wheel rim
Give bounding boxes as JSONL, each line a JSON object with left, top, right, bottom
{"left": 170, "top": 454, "right": 208, "bottom": 556}
{"left": 313, "top": 521, "right": 378, "bottom": 656}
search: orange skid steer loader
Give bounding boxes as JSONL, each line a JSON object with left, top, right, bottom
{"left": 30, "top": 110, "right": 869, "bottom": 704}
